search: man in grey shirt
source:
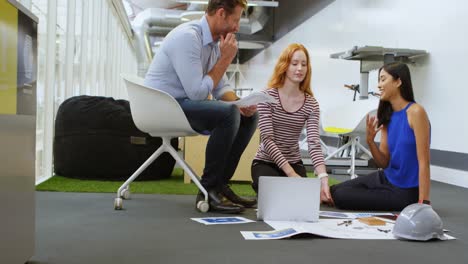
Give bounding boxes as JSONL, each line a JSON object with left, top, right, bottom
{"left": 144, "top": 0, "right": 257, "bottom": 214}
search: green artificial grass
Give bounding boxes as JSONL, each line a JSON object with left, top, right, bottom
{"left": 36, "top": 168, "right": 340, "bottom": 197}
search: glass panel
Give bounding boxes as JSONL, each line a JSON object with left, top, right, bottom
{"left": 54, "top": 0, "right": 67, "bottom": 114}
{"left": 31, "top": 0, "right": 48, "bottom": 182}
{"left": 31, "top": 0, "right": 138, "bottom": 183}
{"left": 73, "top": 0, "right": 82, "bottom": 96}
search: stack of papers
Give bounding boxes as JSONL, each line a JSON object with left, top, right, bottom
{"left": 225, "top": 91, "right": 276, "bottom": 107}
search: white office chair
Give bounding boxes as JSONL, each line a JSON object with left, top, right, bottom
{"left": 299, "top": 127, "right": 329, "bottom": 157}
{"left": 321, "top": 99, "right": 378, "bottom": 179}
{"left": 114, "top": 74, "right": 209, "bottom": 212}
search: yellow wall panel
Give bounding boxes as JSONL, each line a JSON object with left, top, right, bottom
{"left": 184, "top": 130, "right": 260, "bottom": 183}
{"left": 0, "top": 0, "right": 18, "bottom": 115}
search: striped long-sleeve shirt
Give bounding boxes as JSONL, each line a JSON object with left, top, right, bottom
{"left": 254, "top": 88, "right": 325, "bottom": 170}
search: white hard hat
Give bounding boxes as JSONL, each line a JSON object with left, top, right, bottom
{"left": 393, "top": 203, "right": 447, "bottom": 241}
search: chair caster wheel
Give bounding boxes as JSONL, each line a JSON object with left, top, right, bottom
{"left": 114, "top": 198, "right": 123, "bottom": 210}
{"left": 197, "top": 201, "right": 209, "bottom": 213}
{"left": 121, "top": 189, "right": 131, "bottom": 200}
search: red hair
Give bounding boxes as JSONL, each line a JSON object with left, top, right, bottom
{"left": 267, "top": 43, "right": 313, "bottom": 96}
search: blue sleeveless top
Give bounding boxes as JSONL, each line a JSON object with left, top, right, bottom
{"left": 384, "top": 102, "right": 420, "bottom": 188}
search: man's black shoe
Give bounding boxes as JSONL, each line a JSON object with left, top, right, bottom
{"left": 196, "top": 190, "right": 244, "bottom": 214}
{"left": 221, "top": 185, "right": 257, "bottom": 208}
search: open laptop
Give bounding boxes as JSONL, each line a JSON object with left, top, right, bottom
{"left": 257, "top": 176, "right": 320, "bottom": 222}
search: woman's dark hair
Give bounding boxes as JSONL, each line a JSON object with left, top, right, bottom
{"left": 377, "top": 62, "right": 415, "bottom": 126}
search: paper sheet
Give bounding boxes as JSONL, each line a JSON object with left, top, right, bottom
{"left": 191, "top": 216, "right": 255, "bottom": 225}
{"left": 225, "top": 91, "right": 276, "bottom": 107}
{"left": 240, "top": 219, "right": 456, "bottom": 240}
{"left": 241, "top": 228, "right": 299, "bottom": 240}
{"left": 265, "top": 219, "right": 396, "bottom": 240}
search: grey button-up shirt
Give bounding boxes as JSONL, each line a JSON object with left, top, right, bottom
{"left": 144, "top": 15, "right": 233, "bottom": 100}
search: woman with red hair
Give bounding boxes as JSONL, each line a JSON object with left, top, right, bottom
{"left": 251, "top": 43, "right": 333, "bottom": 204}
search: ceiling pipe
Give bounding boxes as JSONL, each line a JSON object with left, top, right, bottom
{"left": 132, "top": 8, "right": 187, "bottom": 76}
{"left": 132, "top": 6, "right": 270, "bottom": 76}
{"left": 239, "top": 7, "right": 269, "bottom": 35}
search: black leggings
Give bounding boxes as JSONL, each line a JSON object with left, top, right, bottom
{"left": 330, "top": 170, "right": 418, "bottom": 211}
{"left": 250, "top": 159, "right": 307, "bottom": 193}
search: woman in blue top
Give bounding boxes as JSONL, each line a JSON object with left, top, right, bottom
{"left": 330, "top": 62, "right": 431, "bottom": 211}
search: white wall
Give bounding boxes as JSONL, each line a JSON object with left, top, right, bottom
{"left": 244, "top": 0, "right": 468, "bottom": 155}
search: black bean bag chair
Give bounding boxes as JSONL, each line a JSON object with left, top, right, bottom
{"left": 53, "top": 95, "right": 178, "bottom": 181}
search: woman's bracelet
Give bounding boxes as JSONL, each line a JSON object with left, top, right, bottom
{"left": 317, "top": 173, "right": 329, "bottom": 179}
{"left": 418, "top": 199, "right": 431, "bottom": 205}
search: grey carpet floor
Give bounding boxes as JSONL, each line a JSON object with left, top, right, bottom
{"left": 29, "top": 181, "right": 468, "bottom": 264}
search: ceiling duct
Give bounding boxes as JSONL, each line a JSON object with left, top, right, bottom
{"left": 132, "top": 8, "right": 186, "bottom": 75}
{"left": 132, "top": 6, "right": 271, "bottom": 76}
{"left": 239, "top": 7, "right": 269, "bottom": 35}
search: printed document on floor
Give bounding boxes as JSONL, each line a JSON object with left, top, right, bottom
{"left": 241, "top": 228, "right": 299, "bottom": 240}
{"left": 242, "top": 219, "right": 456, "bottom": 240}
{"left": 191, "top": 216, "right": 255, "bottom": 225}
{"left": 225, "top": 91, "right": 276, "bottom": 107}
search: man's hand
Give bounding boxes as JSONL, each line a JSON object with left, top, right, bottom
{"left": 219, "top": 33, "right": 238, "bottom": 62}
{"left": 208, "top": 34, "right": 237, "bottom": 89}
{"left": 238, "top": 105, "right": 257, "bottom": 117}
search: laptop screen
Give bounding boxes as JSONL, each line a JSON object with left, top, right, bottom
{"left": 257, "top": 176, "right": 320, "bottom": 222}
